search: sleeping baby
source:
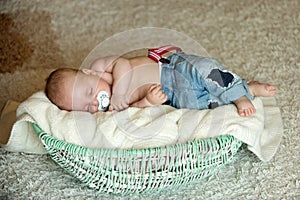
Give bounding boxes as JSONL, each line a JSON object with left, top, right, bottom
{"left": 45, "top": 45, "right": 276, "bottom": 116}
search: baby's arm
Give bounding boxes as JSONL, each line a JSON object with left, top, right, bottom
{"left": 91, "top": 56, "right": 132, "bottom": 111}
{"left": 90, "top": 56, "right": 121, "bottom": 79}
{"left": 110, "top": 58, "right": 133, "bottom": 111}
{"left": 130, "top": 84, "right": 168, "bottom": 108}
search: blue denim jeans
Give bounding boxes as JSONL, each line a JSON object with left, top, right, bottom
{"left": 160, "top": 52, "right": 253, "bottom": 109}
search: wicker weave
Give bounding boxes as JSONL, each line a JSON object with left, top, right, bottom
{"left": 32, "top": 123, "right": 243, "bottom": 194}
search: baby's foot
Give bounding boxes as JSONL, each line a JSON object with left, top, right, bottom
{"left": 233, "top": 96, "right": 256, "bottom": 117}
{"left": 248, "top": 81, "right": 276, "bottom": 97}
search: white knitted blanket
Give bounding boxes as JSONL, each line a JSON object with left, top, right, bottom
{"left": 4, "top": 91, "right": 283, "bottom": 161}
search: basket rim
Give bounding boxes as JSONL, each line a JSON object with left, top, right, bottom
{"left": 31, "top": 122, "right": 242, "bottom": 155}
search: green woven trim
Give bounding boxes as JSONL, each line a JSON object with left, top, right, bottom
{"left": 32, "top": 123, "right": 242, "bottom": 194}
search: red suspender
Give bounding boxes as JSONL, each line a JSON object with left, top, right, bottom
{"left": 148, "top": 45, "right": 182, "bottom": 63}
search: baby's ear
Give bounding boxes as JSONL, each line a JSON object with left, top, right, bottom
{"left": 81, "top": 68, "right": 97, "bottom": 75}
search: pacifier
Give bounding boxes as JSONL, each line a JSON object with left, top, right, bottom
{"left": 97, "top": 91, "right": 110, "bottom": 112}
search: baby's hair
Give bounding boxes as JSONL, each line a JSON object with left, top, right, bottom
{"left": 45, "top": 68, "right": 78, "bottom": 109}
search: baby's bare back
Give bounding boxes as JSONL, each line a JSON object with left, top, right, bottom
{"left": 127, "top": 56, "right": 161, "bottom": 103}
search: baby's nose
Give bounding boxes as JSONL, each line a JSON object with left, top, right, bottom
{"left": 87, "top": 98, "right": 99, "bottom": 113}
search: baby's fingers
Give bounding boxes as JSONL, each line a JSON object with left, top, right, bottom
{"left": 108, "top": 102, "right": 127, "bottom": 112}
{"left": 149, "top": 84, "right": 160, "bottom": 92}
{"left": 161, "top": 93, "right": 168, "bottom": 102}
{"left": 152, "top": 84, "right": 164, "bottom": 93}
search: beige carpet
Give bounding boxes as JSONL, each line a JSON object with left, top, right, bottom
{"left": 0, "top": 0, "right": 299, "bottom": 199}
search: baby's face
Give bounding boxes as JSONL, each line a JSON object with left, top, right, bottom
{"left": 63, "top": 70, "right": 111, "bottom": 113}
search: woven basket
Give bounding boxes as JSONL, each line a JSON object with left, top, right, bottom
{"left": 32, "top": 123, "right": 242, "bottom": 194}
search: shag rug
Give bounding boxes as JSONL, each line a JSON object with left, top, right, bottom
{"left": 0, "top": 0, "right": 299, "bottom": 199}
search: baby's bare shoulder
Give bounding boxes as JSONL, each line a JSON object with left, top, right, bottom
{"left": 91, "top": 56, "right": 122, "bottom": 72}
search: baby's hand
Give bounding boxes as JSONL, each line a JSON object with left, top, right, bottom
{"left": 109, "top": 94, "right": 129, "bottom": 111}
{"left": 146, "top": 84, "right": 168, "bottom": 106}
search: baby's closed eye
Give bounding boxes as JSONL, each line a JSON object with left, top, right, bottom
{"left": 89, "top": 87, "right": 93, "bottom": 96}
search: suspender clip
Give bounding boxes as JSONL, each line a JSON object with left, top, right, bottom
{"left": 159, "top": 58, "right": 170, "bottom": 64}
